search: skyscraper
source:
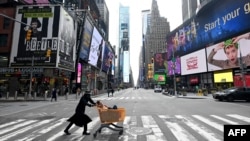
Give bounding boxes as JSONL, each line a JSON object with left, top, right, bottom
{"left": 94, "top": 0, "right": 109, "bottom": 40}
{"left": 118, "top": 4, "right": 130, "bottom": 84}
{"left": 144, "top": 0, "right": 170, "bottom": 87}
{"left": 182, "top": 0, "right": 198, "bottom": 22}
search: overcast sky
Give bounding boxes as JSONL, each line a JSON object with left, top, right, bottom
{"left": 105, "top": 0, "right": 182, "bottom": 85}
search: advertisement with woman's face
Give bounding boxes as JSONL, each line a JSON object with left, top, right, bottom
{"left": 206, "top": 32, "right": 250, "bottom": 71}
{"left": 181, "top": 49, "right": 207, "bottom": 75}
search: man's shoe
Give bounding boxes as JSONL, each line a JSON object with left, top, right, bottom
{"left": 82, "top": 132, "right": 91, "bottom": 135}
{"left": 64, "top": 130, "right": 71, "bottom": 135}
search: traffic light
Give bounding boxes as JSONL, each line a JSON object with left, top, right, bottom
{"left": 26, "top": 29, "right": 32, "bottom": 41}
{"left": 46, "top": 49, "right": 51, "bottom": 57}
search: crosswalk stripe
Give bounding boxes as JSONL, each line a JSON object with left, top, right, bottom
{"left": 175, "top": 115, "right": 222, "bottom": 141}
{"left": 227, "top": 114, "right": 250, "bottom": 123}
{"left": 1, "top": 119, "right": 52, "bottom": 141}
{"left": 0, "top": 114, "right": 249, "bottom": 140}
{"left": 0, "top": 119, "right": 25, "bottom": 129}
{"left": 192, "top": 115, "right": 223, "bottom": 132}
{"left": 46, "top": 117, "right": 99, "bottom": 141}
{"left": 159, "top": 115, "right": 197, "bottom": 141}
{"left": 123, "top": 116, "right": 137, "bottom": 140}
{"left": 16, "top": 118, "right": 68, "bottom": 141}
{"left": 142, "top": 115, "right": 167, "bottom": 141}
{"left": 0, "top": 120, "right": 37, "bottom": 136}
{"left": 210, "top": 115, "right": 239, "bottom": 125}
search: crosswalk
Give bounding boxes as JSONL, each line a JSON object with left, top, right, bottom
{"left": 0, "top": 114, "right": 249, "bottom": 141}
{"left": 93, "top": 96, "right": 164, "bottom": 101}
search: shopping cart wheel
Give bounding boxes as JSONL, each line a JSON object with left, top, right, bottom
{"left": 119, "top": 130, "right": 123, "bottom": 135}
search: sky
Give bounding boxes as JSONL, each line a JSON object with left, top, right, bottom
{"left": 105, "top": 0, "right": 182, "bottom": 85}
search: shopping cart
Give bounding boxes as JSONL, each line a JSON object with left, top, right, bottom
{"left": 93, "top": 107, "right": 126, "bottom": 138}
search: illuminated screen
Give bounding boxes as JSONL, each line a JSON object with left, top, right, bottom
{"left": 214, "top": 71, "right": 233, "bottom": 83}
{"left": 88, "top": 27, "right": 104, "bottom": 68}
{"left": 181, "top": 49, "right": 207, "bottom": 75}
{"left": 77, "top": 63, "right": 81, "bottom": 83}
{"left": 206, "top": 33, "right": 250, "bottom": 71}
{"left": 154, "top": 74, "right": 166, "bottom": 82}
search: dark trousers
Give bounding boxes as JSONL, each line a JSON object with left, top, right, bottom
{"left": 65, "top": 122, "right": 88, "bottom": 133}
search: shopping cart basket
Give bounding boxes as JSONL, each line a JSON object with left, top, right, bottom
{"left": 93, "top": 107, "right": 126, "bottom": 137}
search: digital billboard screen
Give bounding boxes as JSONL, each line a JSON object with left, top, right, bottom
{"left": 166, "top": 0, "right": 250, "bottom": 57}
{"left": 167, "top": 57, "right": 181, "bottom": 76}
{"left": 206, "top": 32, "right": 250, "bottom": 71}
{"left": 154, "top": 53, "right": 167, "bottom": 74}
{"left": 214, "top": 71, "right": 233, "bottom": 83}
{"left": 79, "top": 16, "right": 94, "bottom": 62}
{"left": 88, "top": 27, "right": 104, "bottom": 68}
{"left": 101, "top": 42, "right": 114, "bottom": 73}
{"left": 154, "top": 74, "right": 166, "bottom": 82}
{"left": 181, "top": 49, "right": 207, "bottom": 75}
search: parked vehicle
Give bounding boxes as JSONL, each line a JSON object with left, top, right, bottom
{"left": 154, "top": 85, "right": 162, "bottom": 93}
{"left": 212, "top": 87, "right": 250, "bottom": 102}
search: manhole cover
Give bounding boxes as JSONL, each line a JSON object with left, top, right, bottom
{"left": 127, "top": 127, "right": 152, "bottom": 135}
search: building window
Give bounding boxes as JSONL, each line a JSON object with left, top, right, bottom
{"left": 3, "top": 18, "right": 11, "bottom": 29}
{"left": 0, "top": 34, "right": 8, "bottom": 47}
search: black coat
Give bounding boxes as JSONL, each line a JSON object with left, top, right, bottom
{"left": 67, "top": 94, "right": 96, "bottom": 127}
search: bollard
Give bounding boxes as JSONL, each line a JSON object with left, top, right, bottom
{"left": 25, "top": 92, "right": 28, "bottom": 100}
{"left": 6, "top": 92, "right": 9, "bottom": 100}
{"left": 34, "top": 92, "right": 37, "bottom": 100}
{"left": 65, "top": 92, "right": 68, "bottom": 100}
{"left": 14, "top": 91, "right": 18, "bottom": 100}
{"left": 44, "top": 91, "right": 48, "bottom": 100}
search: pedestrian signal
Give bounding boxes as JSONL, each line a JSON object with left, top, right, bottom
{"left": 26, "top": 29, "right": 32, "bottom": 41}
{"left": 46, "top": 49, "right": 51, "bottom": 57}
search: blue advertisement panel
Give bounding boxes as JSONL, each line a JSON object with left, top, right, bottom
{"left": 167, "top": 0, "right": 250, "bottom": 60}
{"left": 79, "top": 16, "right": 94, "bottom": 62}
{"left": 101, "top": 42, "right": 113, "bottom": 73}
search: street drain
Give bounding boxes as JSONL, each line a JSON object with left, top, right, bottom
{"left": 127, "top": 127, "right": 152, "bottom": 135}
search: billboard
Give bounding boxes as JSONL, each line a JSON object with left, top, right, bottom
{"left": 181, "top": 49, "right": 207, "bottom": 75}
{"left": 154, "top": 74, "right": 166, "bottom": 82}
{"left": 23, "top": 0, "right": 49, "bottom": 4}
{"left": 101, "top": 42, "right": 114, "bottom": 73}
{"left": 167, "top": 57, "right": 181, "bottom": 76}
{"left": 206, "top": 32, "right": 250, "bottom": 71}
{"left": 214, "top": 71, "right": 233, "bottom": 83}
{"left": 79, "top": 16, "right": 94, "bottom": 62}
{"left": 123, "top": 51, "right": 130, "bottom": 83}
{"left": 88, "top": 27, "right": 104, "bottom": 68}
{"left": 154, "top": 53, "right": 167, "bottom": 74}
{"left": 10, "top": 5, "right": 76, "bottom": 71}
{"left": 166, "top": 0, "right": 250, "bottom": 58}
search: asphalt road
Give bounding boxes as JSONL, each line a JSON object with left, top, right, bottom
{"left": 0, "top": 88, "right": 250, "bottom": 141}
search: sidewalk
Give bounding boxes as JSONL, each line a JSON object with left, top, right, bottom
{"left": 0, "top": 92, "right": 107, "bottom": 102}
{"left": 162, "top": 92, "right": 213, "bottom": 99}
{"left": 0, "top": 93, "right": 106, "bottom": 117}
